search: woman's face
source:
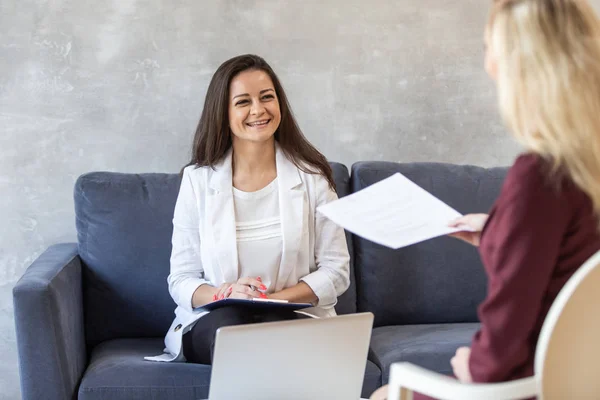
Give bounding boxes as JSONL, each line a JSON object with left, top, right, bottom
{"left": 228, "top": 69, "right": 281, "bottom": 144}
{"left": 484, "top": 27, "right": 499, "bottom": 81}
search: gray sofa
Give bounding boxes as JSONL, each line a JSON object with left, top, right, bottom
{"left": 13, "top": 161, "right": 507, "bottom": 400}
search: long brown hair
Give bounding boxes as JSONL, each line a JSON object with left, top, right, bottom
{"left": 184, "top": 54, "right": 335, "bottom": 190}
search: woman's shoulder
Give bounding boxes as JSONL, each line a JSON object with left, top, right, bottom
{"left": 510, "top": 152, "right": 546, "bottom": 174}
{"left": 504, "top": 152, "right": 579, "bottom": 202}
{"left": 182, "top": 164, "right": 212, "bottom": 178}
{"left": 181, "top": 164, "right": 213, "bottom": 193}
{"left": 506, "top": 153, "right": 552, "bottom": 189}
{"left": 295, "top": 165, "right": 330, "bottom": 189}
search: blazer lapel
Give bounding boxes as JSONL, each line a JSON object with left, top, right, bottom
{"left": 206, "top": 150, "right": 239, "bottom": 284}
{"left": 275, "top": 145, "right": 305, "bottom": 289}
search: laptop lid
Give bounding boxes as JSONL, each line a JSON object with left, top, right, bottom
{"left": 208, "top": 312, "right": 374, "bottom": 400}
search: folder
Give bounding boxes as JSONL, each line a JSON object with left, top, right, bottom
{"left": 193, "top": 298, "right": 313, "bottom": 313}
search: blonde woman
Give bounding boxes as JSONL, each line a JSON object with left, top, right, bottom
{"left": 372, "top": 0, "right": 600, "bottom": 398}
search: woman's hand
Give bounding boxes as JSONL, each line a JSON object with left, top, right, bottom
{"left": 213, "top": 276, "right": 267, "bottom": 301}
{"left": 451, "top": 346, "right": 473, "bottom": 383}
{"left": 268, "top": 281, "right": 318, "bottom": 304}
{"left": 448, "top": 213, "right": 489, "bottom": 247}
{"left": 369, "top": 385, "right": 388, "bottom": 400}
{"left": 369, "top": 347, "right": 473, "bottom": 400}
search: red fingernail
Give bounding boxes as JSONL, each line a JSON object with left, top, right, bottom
{"left": 260, "top": 284, "right": 267, "bottom": 290}
{"left": 228, "top": 287, "right": 232, "bottom": 293}
{"left": 257, "top": 277, "right": 262, "bottom": 281}
{"left": 213, "top": 295, "right": 217, "bottom": 301}
{"left": 260, "top": 293, "right": 267, "bottom": 299}
{"left": 220, "top": 294, "right": 224, "bottom": 299}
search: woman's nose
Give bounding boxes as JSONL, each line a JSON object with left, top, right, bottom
{"left": 250, "top": 100, "right": 265, "bottom": 116}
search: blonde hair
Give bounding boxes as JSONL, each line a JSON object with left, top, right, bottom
{"left": 488, "top": 0, "right": 600, "bottom": 226}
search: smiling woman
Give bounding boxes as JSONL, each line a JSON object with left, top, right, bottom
{"left": 184, "top": 54, "right": 336, "bottom": 191}
{"left": 144, "top": 54, "right": 351, "bottom": 365}
{"left": 229, "top": 72, "right": 281, "bottom": 144}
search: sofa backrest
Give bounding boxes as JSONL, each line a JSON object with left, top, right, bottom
{"left": 74, "top": 163, "right": 355, "bottom": 349}
{"left": 351, "top": 161, "right": 507, "bottom": 327}
{"left": 75, "top": 172, "right": 180, "bottom": 349}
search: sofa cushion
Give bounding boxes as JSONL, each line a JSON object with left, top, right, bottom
{"left": 78, "top": 338, "right": 211, "bottom": 400}
{"left": 78, "top": 338, "right": 381, "bottom": 400}
{"left": 369, "top": 323, "right": 480, "bottom": 384}
{"left": 351, "top": 162, "right": 507, "bottom": 326}
{"left": 75, "top": 163, "right": 354, "bottom": 349}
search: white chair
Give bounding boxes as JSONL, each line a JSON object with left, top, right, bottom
{"left": 384, "top": 249, "right": 600, "bottom": 400}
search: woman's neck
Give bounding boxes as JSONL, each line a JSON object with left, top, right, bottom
{"left": 231, "top": 139, "right": 277, "bottom": 191}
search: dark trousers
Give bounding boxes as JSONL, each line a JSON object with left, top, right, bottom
{"left": 182, "top": 305, "right": 303, "bottom": 364}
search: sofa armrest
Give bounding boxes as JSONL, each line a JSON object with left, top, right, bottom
{"left": 13, "top": 243, "right": 87, "bottom": 400}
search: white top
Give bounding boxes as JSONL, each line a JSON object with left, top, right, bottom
{"left": 233, "top": 178, "right": 282, "bottom": 292}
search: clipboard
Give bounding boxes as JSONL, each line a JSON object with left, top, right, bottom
{"left": 193, "top": 298, "right": 313, "bottom": 312}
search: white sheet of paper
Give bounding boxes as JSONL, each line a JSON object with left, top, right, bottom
{"left": 317, "top": 173, "right": 474, "bottom": 249}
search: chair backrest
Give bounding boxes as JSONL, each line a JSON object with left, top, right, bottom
{"left": 535, "top": 250, "right": 600, "bottom": 399}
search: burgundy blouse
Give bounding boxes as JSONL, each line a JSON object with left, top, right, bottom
{"left": 469, "top": 153, "right": 600, "bottom": 382}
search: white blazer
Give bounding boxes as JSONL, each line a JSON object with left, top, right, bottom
{"left": 145, "top": 144, "right": 351, "bottom": 362}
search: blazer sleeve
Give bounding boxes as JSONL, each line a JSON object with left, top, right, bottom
{"left": 300, "top": 174, "right": 351, "bottom": 308}
{"left": 469, "top": 156, "right": 570, "bottom": 382}
{"left": 167, "top": 166, "right": 211, "bottom": 312}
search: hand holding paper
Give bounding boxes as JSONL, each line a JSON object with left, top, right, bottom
{"left": 317, "top": 173, "right": 475, "bottom": 249}
{"left": 447, "top": 213, "right": 489, "bottom": 247}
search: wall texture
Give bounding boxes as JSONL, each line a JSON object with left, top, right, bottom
{"left": 3, "top": 0, "right": 598, "bottom": 398}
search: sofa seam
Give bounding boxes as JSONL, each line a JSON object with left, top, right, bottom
{"left": 47, "top": 250, "right": 79, "bottom": 287}
{"left": 79, "top": 385, "right": 210, "bottom": 391}
{"left": 19, "top": 249, "right": 79, "bottom": 293}
{"left": 76, "top": 180, "right": 90, "bottom": 258}
{"left": 79, "top": 173, "right": 173, "bottom": 182}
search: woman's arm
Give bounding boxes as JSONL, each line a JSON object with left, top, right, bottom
{"left": 294, "top": 174, "right": 351, "bottom": 307}
{"left": 469, "top": 156, "right": 570, "bottom": 382}
{"left": 269, "top": 281, "right": 318, "bottom": 304}
{"left": 167, "top": 167, "right": 214, "bottom": 311}
{"left": 191, "top": 284, "right": 222, "bottom": 308}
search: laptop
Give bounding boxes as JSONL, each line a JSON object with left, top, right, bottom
{"left": 208, "top": 312, "right": 374, "bottom": 400}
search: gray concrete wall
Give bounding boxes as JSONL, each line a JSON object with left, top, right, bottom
{"left": 3, "top": 0, "right": 598, "bottom": 398}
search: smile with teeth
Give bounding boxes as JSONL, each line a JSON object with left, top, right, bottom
{"left": 247, "top": 119, "right": 270, "bottom": 127}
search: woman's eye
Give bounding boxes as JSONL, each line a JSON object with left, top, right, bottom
{"left": 262, "top": 95, "right": 274, "bottom": 100}
{"left": 235, "top": 100, "right": 249, "bottom": 106}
